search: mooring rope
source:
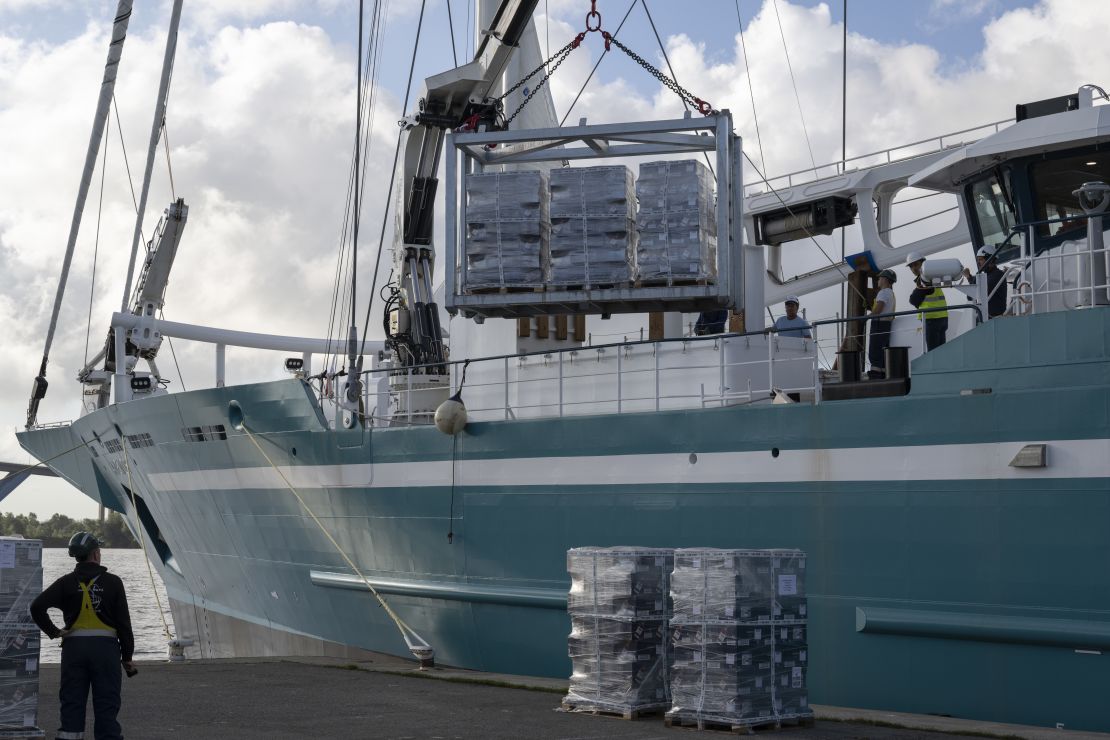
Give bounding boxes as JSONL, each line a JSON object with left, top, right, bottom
{"left": 239, "top": 423, "right": 434, "bottom": 661}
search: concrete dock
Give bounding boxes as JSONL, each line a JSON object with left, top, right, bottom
{"left": 32, "top": 655, "right": 1110, "bottom": 739}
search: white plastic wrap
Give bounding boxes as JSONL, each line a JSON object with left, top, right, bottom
{"left": 636, "top": 159, "right": 717, "bottom": 283}
{"left": 549, "top": 166, "right": 635, "bottom": 287}
{"left": 565, "top": 547, "right": 673, "bottom": 713}
{"left": 667, "top": 548, "right": 810, "bottom": 728}
{"left": 0, "top": 538, "right": 42, "bottom": 734}
{"left": 464, "top": 171, "right": 549, "bottom": 290}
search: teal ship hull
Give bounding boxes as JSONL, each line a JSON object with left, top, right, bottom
{"left": 18, "top": 308, "right": 1110, "bottom": 731}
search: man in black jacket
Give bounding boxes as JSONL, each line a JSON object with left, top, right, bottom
{"left": 30, "top": 532, "right": 134, "bottom": 740}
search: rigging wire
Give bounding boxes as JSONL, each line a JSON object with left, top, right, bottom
{"left": 112, "top": 93, "right": 146, "bottom": 248}
{"left": 161, "top": 120, "right": 176, "bottom": 200}
{"left": 640, "top": 0, "right": 714, "bottom": 176}
{"left": 159, "top": 309, "right": 186, "bottom": 391}
{"left": 771, "top": 0, "right": 818, "bottom": 175}
{"left": 446, "top": 0, "right": 458, "bottom": 67}
{"left": 734, "top": 0, "right": 768, "bottom": 174}
{"left": 559, "top": 0, "right": 638, "bottom": 127}
{"left": 359, "top": 0, "right": 427, "bottom": 357}
{"left": 84, "top": 118, "right": 110, "bottom": 367}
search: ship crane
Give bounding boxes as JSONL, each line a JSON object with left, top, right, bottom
{"left": 77, "top": 198, "right": 189, "bottom": 413}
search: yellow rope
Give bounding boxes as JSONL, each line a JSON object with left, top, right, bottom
{"left": 239, "top": 424, "right": 432, "bottom": 656}
{"left": 117, "top": 441, "right": 174, "bottom": 641}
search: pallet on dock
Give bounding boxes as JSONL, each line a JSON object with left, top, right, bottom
{"left": 561, "top": 700, "right": 668, "bottom": 721}
{"left": 664, "top": 711, "right": 815, "bottom": 734}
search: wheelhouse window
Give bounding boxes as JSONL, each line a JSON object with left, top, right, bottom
{"left": 967, "top": 170, "right": 1017, "bottom": 249}
{"left": 1030, "top": 152, "right": 1110, "bottom": 238}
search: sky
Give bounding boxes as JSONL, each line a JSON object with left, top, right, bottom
{"left": 1, "top": 0, "right": 1105, "bottom": 517}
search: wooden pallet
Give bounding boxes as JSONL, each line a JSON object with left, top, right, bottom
{"left": 561, "top": 700, "right": 668, "bottom": 721}
{"left": 635, "top": 276, "right": 713, "bottom": 289}
{"left": 546, "top": 281, "right": 632, "bottom": 292}
{"left": 467, "top": 285, "right": 546, "bottom": 294}
{"left": 664, "top": 713, "right": 815, "bottom": 734}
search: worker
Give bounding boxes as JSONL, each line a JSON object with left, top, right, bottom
{"left": 962, "top": 246, "right": 1008, "bottom": 318}
{"left": 31, "top": 532, "right": 134, "bottom": 740}
{"left": 694, "top": 309, "right": 728, "bottom": 335}
{"left": 773, "top": 295, "right": 812, "bottom": 338}
{"left": 906, "top": 251, "right": 948, "bottom": 351}
{"left": 867, "top": 269, "right": 897, "bottom": 378}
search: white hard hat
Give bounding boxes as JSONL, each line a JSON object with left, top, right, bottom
{"left": 905, "top": 251, "right": 925, "bottom": 265}
{"left": 976, "top": 246, "right": 995, "bottom": 258}
{"left": 785, "top": 295, "right": 801, "bottom": 305}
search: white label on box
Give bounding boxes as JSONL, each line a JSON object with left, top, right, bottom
{"left": 24, "top": 712, "right": 35, "bottom": 727}
{"left": 27, "top": 547, "right": 39, "bottom": 562}
{"left": 0, "top": 542, "right": 15, "bottom": 569}
{"left": 26, "top": 659, "right": 36, "bottom": 672}
{"left": 691, "top": 558, "right": 701, "bottom": 569}
{"left": 800, "top": 604, "right": 807, "bottom": 616}
{"left": 792, "top": 666, "right": 803, "bottom": 688}
{"left": 692, "top": 605, "right": 701, "bottom": 615}
{"left": 754, "top": 629, "right": 762, "bottom": 639}
{"left": 693, "top": 651, "right": 701, "bottom": 662}
{"left": 726, "top": 654, "right": 735, "bottom": 665}
{"left": 801, "top": 650, "right": 807, "bottom": 662}
{"left": 778, "top": 574, "right": 797, "bottom": 595}
{"left": 725, "top": 606, "right": 734, "bottom": 617}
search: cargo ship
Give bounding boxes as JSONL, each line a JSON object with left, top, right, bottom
{"left": 12, "top": 0, "right": 1110, "bottom": 731}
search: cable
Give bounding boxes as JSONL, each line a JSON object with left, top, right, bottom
{"left": 161, "top": 120, "right": 176, "bottom": 200}
{"left": 359, "top": 0, "right": 427, "bottom": 357}
{"left": 446, "top": 0, "right": 458, "bottom": 67}
{"left": 559, "top": 0, "right": 638, "bottom": 127}
{"left": 117, "top": 438, "right": 173, "bottom": 640}
{"left": 733, "top": 0, "right": 768, "bottom": 174}
{"left": 771, "top": 0, "right": 817, "bottom": 175}
{"left": 112, "top": 93, "right": 146, "bottom": 246}
{"left": 84, "top": 117, "right": 110, "bottom": 367}
{"left": 159, "top": 309, "right": 186, "bottom": 391}
{"left": 640, "top": 0, "right": 714, "bottom": 176}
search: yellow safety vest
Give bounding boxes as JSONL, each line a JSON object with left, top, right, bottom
{"left": 919, "top": 287, "right": 948, "bottom": 319}
{"left": 66, "top": 577, "right": 117, "bottom": 639}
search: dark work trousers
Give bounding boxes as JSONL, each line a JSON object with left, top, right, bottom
{"left": 925, "top": 317, "right": 948, "bottom": 351}
{"left": 868, "top": 319, "right": 892, "bottom": 375}
{"left": 59, "top": 637, "right": 123, "bottom": 740}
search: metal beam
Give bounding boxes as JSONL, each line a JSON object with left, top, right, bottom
{"left": 0, "top": 463, "right": 58, "bottom": 478}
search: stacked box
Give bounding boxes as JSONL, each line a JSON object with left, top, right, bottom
{"left": 549, "top": 166, "right": 635, "bottom": 287}
{"left": 565, "top": 547, "right": 673, "bottom": 714}
{"left": 667, "top": 548, "right": 810, "bottom": 728}
{"left": 636, "top": 159, "right": 717, "bottom": 283}
{"left": 463, "top": 171, "right": 549, "bottom": 289}
{"left": 0, "top": 538, "right": 43, "bottom": 736}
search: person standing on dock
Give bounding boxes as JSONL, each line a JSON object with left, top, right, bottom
{"left": 30, "top": 532, "right": 135, "bottom": 740}
{"left": 867, "top": 270, "right": 898, "bottom": 378}
{"left": 906, "top": 252, "right": 948, "bottom": 351}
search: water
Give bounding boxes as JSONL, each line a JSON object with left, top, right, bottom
{"left": 39, "top": 548, "right": 174, "bottom": 663}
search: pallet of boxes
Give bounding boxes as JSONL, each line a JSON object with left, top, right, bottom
{"left": 0, "top": 537, "right": 44, "bottom": 739}
{"left": 666, "top": 548, "right": 811, "bottom": 734}
{"left": 563, "top": 547, "right": 673, "bottom": 719}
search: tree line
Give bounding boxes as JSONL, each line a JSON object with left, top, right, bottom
{"left": 0, "top": 511, "right": 138, "bottom": 548}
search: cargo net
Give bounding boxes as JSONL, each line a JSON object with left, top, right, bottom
{"left": 564, "top": 547, "right": 674, "bottom": 715}
{"left": 636, "top": 159, "right": 717, "bottom": 285}
{"left": 668, "top": 548, "right": 810, "bottom": 729}
{"left": 0, "top": 540, "right": 44, "bottom": 733}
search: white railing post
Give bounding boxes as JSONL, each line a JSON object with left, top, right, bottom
{"left": 617, "top": 346, "right": 623, "bottom": 414}
{"left": 503, "top": 357, "right": 510, "bottom": 420}
{"left": 718, "top": 338, "right": 726, "bottom": 404}
{"left": 654, "top": 343, "right": 660, "bottom": 412}
{"left": 767, "top": 334, "right": 775, "bottom": 394}
{"left": 215, "top": 343, "right": 226, "bottom": 388}
{"left": 406, "top": 368, "right": 413, "bottom": 425}
{"left": 558, "top": 352, "right": 564, "bottom": 417}
{"left": 812, "top": 326, "right": 821, "bottom": 405}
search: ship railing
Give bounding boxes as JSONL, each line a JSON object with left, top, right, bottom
{"left": 745, "top": 118, "right": 1013, "bottom": 196}
{"left": 360, "top": 306, "right": 982, "bottom": 426}
{"left": 1001, "top": 212, "right": 1110, "bottom": 316}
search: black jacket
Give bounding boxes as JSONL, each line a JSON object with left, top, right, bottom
{"left": 30, "top": 561, "right": 135, "bottom": 661}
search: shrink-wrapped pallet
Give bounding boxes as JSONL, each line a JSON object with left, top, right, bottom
{"left": 549, "top": 166, "right": 635, "bottom": 287}
{"left": 636, "top": 159, "right": 717, "bottom": 283}
{"left": 0, "top": 538, "right": 43, "bottom": 736}
{"left": 564, "top": 547, "right": 673, "bottom": 716}
{"left": 463, "top": 171, "right": 549, "bottom": 289}
{"left": 667, "top": 548, "right": 810, "bottom": 730}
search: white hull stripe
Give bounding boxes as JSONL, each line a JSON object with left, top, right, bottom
{"left": 145, "top": 439, "right": 1110, "bottom": 492}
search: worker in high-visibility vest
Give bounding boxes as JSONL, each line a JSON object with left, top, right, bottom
{"left": 31, "top": 532, "right": 134, "bottom": 740}
{"left": 906, "top": 251, "right": 948, "bottom": 351}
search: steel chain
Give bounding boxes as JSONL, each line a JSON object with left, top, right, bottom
{"left": 606, "top": 35, "right": 714, "bottom": 115}
{"left": 501, "top": 40, "right": 581, "bottom": 126}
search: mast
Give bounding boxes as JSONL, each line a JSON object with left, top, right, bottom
{"left": 119, "top": 0, "right": 185, "bottom": 314}
{"left": 26, "top": 1, "right": 134, "bottom": 428}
